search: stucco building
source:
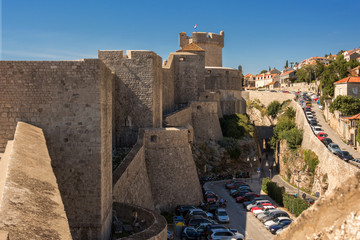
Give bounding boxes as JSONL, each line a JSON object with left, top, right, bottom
{"left": 334, "top": 77, "right": 360, "bottom": 98}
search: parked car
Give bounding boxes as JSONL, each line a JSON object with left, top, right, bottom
{"left": 176, "top": 205, "right": 196, "bottom": 216}
{"left": 309, "top": 119, "right": 317, "bottom": 127}
{"left": 252, "top": 205, "right": 277, "bottom": 216}
{"left": 207, "top": 228, "right": 244, "bottom": 240}
{"left": 261, "top": 211, "right": 290, "bottom": 223}
{"left": 232, "top": 190, "right": 252, "bottom": 198}
{"left": 349, "top": 158, "right": 360, "bottom": 167}
{"left": 236, "top": 192, "right": 260, "bottom": 203}
{"left": 264, "top": 217, "right": 292, "bottom": 229}
{"left": 321, "top": 138, "right": 333, "bottom": 147}
{"left": 204, "top": 203, "right": 220, "bottom": 214}
{"left": 182, "top": 227, "right": 201, "bottom": 240}
{"left": 215, "top": 208, "right": 230, "bottom": 223}
{"left": 206, "top": 194, "right": 218, "bottom": 203}
{"left": 269, "top": 220, "right": 292, "bottom": 234}
{"left": 335, "top": 151, "right": 353, "bottom": 162}
{"left": 328, "top": 143, "right": 341, "bottom": 154}
{"left": 312, "top": 126, "right": 323, "bottom": 135}
{"left": 185, "top": 209, "right": 208, "bottom": 220}
{"left": 256, "top": 208, "right": 280, "bottom": 219}
{"left": 317, "top": 132, "right": 328, "bottom": 141}
{"left": 243, "top": 197, "right": 263, "bottom": 208}
{"left": 187, "top": 216, "right": 214, "bottom": 227}
{"left": 247, "top": 200, "right": 271, "bottom": 211}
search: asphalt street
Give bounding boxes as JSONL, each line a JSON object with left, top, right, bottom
{"left": 204, "top": 179, "right": 274, "bottom": 240}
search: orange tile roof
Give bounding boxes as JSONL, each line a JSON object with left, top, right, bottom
{"left": 265, "top": 81, "right": 277, "bottom": 86}
{"left": 353, "top": 66, "right": 360, "bottom": 70}
{"left": 177, "top": 43, "right": 205, "bottom": 52}
{"left": 343, "top": 113, "right": 360, "bottom": 120}
{"left": 281, "top": 70, "right": 295, "bottom": 76}
{"left": 334, "top": 77, "right": 360, "bottom": 84}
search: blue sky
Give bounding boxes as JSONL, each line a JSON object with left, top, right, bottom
{"left": 1, "top": 0, "right": 360, "bottom": 74}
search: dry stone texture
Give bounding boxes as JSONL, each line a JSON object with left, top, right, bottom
{"left": 0, "top": 122, "right": 72, "bottom": 240}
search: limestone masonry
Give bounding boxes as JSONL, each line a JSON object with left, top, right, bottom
{"left": 0, "top": 31, "right": 244, "bottom": 239}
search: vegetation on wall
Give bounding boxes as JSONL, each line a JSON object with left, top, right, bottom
{"left": 270, "top": 115, "right": 303, "bottom": 149}
{"left": 303, "top": 150, "right": 319, "bottom": 174}
{"left": 267, "top": 101, "right": 281, "bottom": 118}
{"left": 247, "top": 99, "right": 267, "bottom": 116}
{"left": 329, "top": 95, "right": 360, "bottom": 116}
{"left": 218, "top": 138, "right": 241, "bottom": 159}
{"left": 219, "top": 114, "right": 254, "bottom": 139}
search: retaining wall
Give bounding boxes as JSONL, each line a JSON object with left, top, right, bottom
{"left": 242, "top": 91, "right": 294, "bottom": 107}
{"left": 292, "top": 101, "right": 360, "bottom": 194}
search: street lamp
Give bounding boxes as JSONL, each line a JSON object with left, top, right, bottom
{"left": 293, "top": 170, "right": 304, "bottom": 198}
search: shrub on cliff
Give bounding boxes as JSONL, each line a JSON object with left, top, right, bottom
{"left": 262, "top": 177, "right": 271, "bottom": 194}
{"left": 267, "top": 101, "right": 281, "bottom": 118}
{"left": 303, "top": 149, "right": 319, "bottom": 174}
{"left": 270, "top": 116, "right": 302, "bottom": 149}
{"left": 219, "top": 114, "right": 254, "bottom": 139}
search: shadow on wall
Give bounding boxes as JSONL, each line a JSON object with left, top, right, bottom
{"left": 112, "top": 202, "right": 167, "bottom": 240}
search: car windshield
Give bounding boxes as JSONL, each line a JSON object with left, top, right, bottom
{"left": 279, "top": 221, "right": 291, "bottom": 227}
{"left": 332, "top": 144, "right": 339, "bottom": 148}
{"left": 218, "top": 211, "right": 227, "bottom": 216}
{"left": 187, "top": 228, "right": 196, "bottom": 233}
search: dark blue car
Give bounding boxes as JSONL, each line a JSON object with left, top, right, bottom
{"left": 269, "top": 220, "right": 292, "bottom": 234}
{"left": 182, "top": 227, "right": 201, "bottom": 240}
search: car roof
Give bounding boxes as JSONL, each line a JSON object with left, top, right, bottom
{"left": 275, "top": 216, "right": 291, "bottom": 221}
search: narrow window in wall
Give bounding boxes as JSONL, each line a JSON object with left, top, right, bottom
{"left": 150, "top": 135, "right": 158, "bottom": 142}
{"left": 339, "top": 88, "right": 342, "bottom": 95}
{"left": 353, "top": 87, "right": 358, "bottom": 95}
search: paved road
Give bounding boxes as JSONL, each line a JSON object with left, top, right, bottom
{"left": 204, "top": 179, "right": 274, "bottom": 240}
{"left": 312, "top": 104, "right": 360, "bottom": 159}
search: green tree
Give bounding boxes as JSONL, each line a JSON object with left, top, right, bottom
{"left": 281, "top": 128, "right": 303, "bottom": 149}
{"left": 267, "top": 101, "right": 281, "bottom": 118}
{"left": 329, "top": 95, "right": 360, "bottom": 116}
{"left": 285, "top": 60, "right": 289, "bottom": 69}
{"left": 303, "top": 150, "right": 319, "bottom": 174}
{"left": 260, "top": 69, "right": 267, "bottom": 74}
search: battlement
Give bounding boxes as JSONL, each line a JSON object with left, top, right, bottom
{"left": 179, "top": 31, "right": 224, "bottom": 48}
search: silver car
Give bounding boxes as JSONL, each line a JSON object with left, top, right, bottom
{"left": 328, "top": 143, "right": 341, "bottom": 154}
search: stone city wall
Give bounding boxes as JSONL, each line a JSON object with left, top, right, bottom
{"left": 113, "top": 131, "right": 155, "bottom": 210}
{"left": 205, "top": 67, "right": 242, "bottom": 91}
{"left": 281, "top": 82, "right": 318, "bottom": 93}
{"left": 113, "top": 127, "right": 202, "bottom": 213}
{"left": 162, "top": 54, "right": 175, "bottom": 114}
{"left": 0, "top": 60, "right": 113, "bottom": 240}
{"left": 242, "top": 91, "right": 294, "bottom": 107}
{"left": 292, "top": 101, "right": 360, "bottom": 194}
{"left": 99, "top": 50, "right": 163, "bottom": 148}
{"left": 144, "top": 127, "right": 203, "bottom": 212}
{"left": 163, "top": 106, "right": 192, "bottom": 127}
{"left": 0, "top": 122, "right": 72, "bottom": 240}
{"left": 113, "top": 202, "right": 167, "bottom": 240}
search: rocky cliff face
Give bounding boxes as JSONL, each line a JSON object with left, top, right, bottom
{"left": 192, "top": 138, "right": 259, "bottom": 176}
{"left": 275, "top": 172, "right": 360, "bottom": 240}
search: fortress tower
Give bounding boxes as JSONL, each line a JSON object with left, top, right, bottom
{"left": 179, "top": 31, "right": 224, "bottom": 67}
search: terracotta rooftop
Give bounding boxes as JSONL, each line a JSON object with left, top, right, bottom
{"left": 265, "top": 80, "right": 277, "bottom": 86}
{"left": 344, "top": 113, "right": 360, "bottom": 120}
{"left": 177, "top": 43, "right": 205, "bottom": 52}
{"left": 281, "top": 70, "right": 295, "bottom": 76}
{"left": 334, "top": 77, "right": 360, "bottom": 84}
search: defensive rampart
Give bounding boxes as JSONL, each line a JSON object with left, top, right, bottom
{"left": 292, "top": 101, "right": 360, "bottom": 194}
{"left": 242, "top": 91, "right": 294, "bottom": 106}
{"left": 113, "top": 127, "right": 203, "bottom": 212}
{"left": 113, "top": 202, "right": 167, "bottom": 240}
{"left": 0, "top": 122, "right": 72, "bottom": 240}
{"left": 0, "top": 60, "right": 113, "bottom": 240}
{"left": 164, "top": 102, "right": 223, "bottom": 143}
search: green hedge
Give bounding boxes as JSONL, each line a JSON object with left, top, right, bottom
{"left": 282, "top": 193, "right": 310, "bottom": 217}
{"left": 262, "top": 178, "right": 285, "bottom": 206}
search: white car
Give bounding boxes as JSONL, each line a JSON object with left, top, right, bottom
{"left": 253, "top": 205, "right": 276, "bottom": 216}
{"left": 264, "top": 216, "right": 292, "bottom": 229}
{"left": 208, "top": 228, "right": 244, "bottom": 240}
{"left": 312, "top": 126, "right": 323, "bottom": 135}
{"left": 215, "top": 208, "right": 230, "bottom": 223}
{"left": 247, "top": 200, "right": 270, "bottom": 211}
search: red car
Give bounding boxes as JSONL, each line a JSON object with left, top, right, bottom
{"left": 317, "top": 132, "right": 328, "bottom": 141}
{"left": 250, "top": 203, "right": 273, "bottom": 212}
{"left": 313, "top": 98, "right": 319, "bottom": 102}
{"left": 206, "top": 194, "right": 217, "bottom": 203}
{"left": 236, "top": 193, "right": 260, "bottom": 203}
{"left": 226, "top": 181, "right": 247, "bottom": 189}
